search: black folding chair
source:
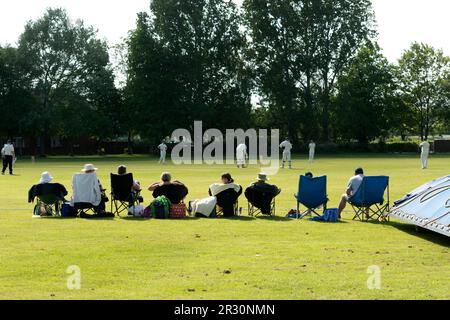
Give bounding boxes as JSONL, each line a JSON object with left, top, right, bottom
{"left": 31, "top": 184, "right": 66, "bottom": 217}
{"left": 34, "top": 193, "right": 61, "bottom": 217}
{"left": 215, "top": 187, "right": 242, "bottom": 217}
{"left": 153, "top": 183, "right": 188, "bottom": 204}
{"left": 245, "top": 185, "right": 279, "bottom": 217}
{"left": 73, "top": 202, "right": 97, "bottom": 215}
{"left": 110, "top": 173, "right": 142, "bottom": 217}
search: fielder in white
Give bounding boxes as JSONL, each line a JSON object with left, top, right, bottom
{"left": 419, "top": 139, "right": 430, "bottom": 169}
{"left": 308, "top": 140, "right": 316, "bottom": 163}
{"left": 279, "top": 138, "right": 293, "bottom": 169}
{"left": 158, "top": 141, "right": 168, "bottom": 164}
{"left": 236, "top": 143, "right": 248, "bottom": 168}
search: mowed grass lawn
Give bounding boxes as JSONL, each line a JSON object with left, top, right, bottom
{"left": 0, "top": 154, "right": 449, "bottom": 300}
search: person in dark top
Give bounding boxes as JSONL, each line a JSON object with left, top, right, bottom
{"left": 245, "top": 173, "right": 281, "bottom": 215}
{"left": 28, "top": 172, "right": 68, "bottom": 214}
{"left": 148, "top": 172, "right": 188, "bottom": 204}
{"left": 208, "top": 173, "right": 242, "bottom": 217}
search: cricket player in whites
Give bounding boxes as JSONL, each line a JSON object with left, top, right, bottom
{"left": 236, "top": 143, "right": 248, "bottom": 168}
{"left": 308, "top": 140, "right": 316, "bottom": 163}
{"left": 419, "top": 139, "right": 430, "bottom": 169}
{"left": 158, "top": 140, "right": 168, "bottom": 164}
{"left": 280, "top": 138, "right": 292, "bottom": 169}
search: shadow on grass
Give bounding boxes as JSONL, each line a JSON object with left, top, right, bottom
{"left": 378, "top": 220, "right": 450, "bottom": 247}
{"left": 219, "top": 215, "right": 255, "bottom": 221}
{"left": 119, "top": 216, "right": 202, "bottom": 222}
{"left": 255, "top": 215, "right": 292, "bottom": 222}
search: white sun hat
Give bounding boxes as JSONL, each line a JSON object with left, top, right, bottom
{"left": 81, "top": 164, "right": 97, "bottom": 172}
{"left": 39, "top": 172, "right": 53, "bottom": 184}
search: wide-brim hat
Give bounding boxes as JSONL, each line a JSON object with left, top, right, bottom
{"left": 81, "top": 164, "right": 97, "bottom": 172}
{"left": 256, "top": 173, "right": 269, "bottom": 181}
{"left": 40, "top": 172, "right": 53, "bottom": 184}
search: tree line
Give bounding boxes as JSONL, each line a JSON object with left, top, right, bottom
{"left": 0, "top": 1, "right": 449, "bottom": 155}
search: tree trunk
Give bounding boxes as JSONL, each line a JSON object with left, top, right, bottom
{"left": 127, "top": 131, "right": 133, "bottom": 155}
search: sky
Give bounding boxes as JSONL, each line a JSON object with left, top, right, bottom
{"left": 1, "top": 0, "right": 450, "bottom": 63}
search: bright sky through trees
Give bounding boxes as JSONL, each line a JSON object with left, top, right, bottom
{"left": 0, "top": 0, "right": 449, "bottom": 62}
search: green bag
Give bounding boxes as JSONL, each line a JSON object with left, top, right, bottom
{"left": 150, "top": 196, "right": 171, "bottom": 219}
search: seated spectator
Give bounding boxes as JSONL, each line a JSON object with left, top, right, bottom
{"left": 117, "top": 165, "right": 143, "bottom": 206}
{"left": 338, "top": 167, "right": 365, "bottom": 218}
{"left": 209, "top": 173, "right": 242, "bottom": 217}
{"left": 71, "top": 164, "right": 109, "bottom": 214}
{"left": 304, "top": 172, "right": 313, "bottom": 179}
{"left": 189, "top": 173, "right": 242, "bottom": 218}
{"left": 28, "top": 172, "right": 68, "bottom": 214}
{"left": 148, "top": 172, "right": 188, "bottom": 204}
{"left": 245, "top": 173, "right": 281, "bottom": 215}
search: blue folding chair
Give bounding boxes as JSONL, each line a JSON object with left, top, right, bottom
{"left": 349, "top": 176, "right": 390, "bottom": 222}
{"left": 295, "top": 175, "right": 328, "bottom": 219}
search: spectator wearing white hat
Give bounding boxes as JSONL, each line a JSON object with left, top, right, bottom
{"left": 28, "top": 172, "right": 68, "bottom": 214}
{"left": 72, "top": 164, "right": 108, "bottom": 213}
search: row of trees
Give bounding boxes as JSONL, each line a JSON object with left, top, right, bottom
{"left": 1, "top": 1, "right": 449, "bottom": 155}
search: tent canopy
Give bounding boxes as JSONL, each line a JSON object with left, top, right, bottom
{"left": 391, "top": 175, "right": 450, "bottom": 238}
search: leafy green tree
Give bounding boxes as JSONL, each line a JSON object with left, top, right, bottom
{"left": 0, "top": 46, "right": 37, "bottom": 142}
{"left": 398, "top": 42, "right": 450, "bottom": 140}
{"left": 243, "top": 0, "right": 319, "bottom": 142}
{"left": 127, "top": 0, "right": 252, "bottom": 145}
{"left": 315, "top": 0, "right": 376, "bottom": 141}
{"left": 334, "top": 44, "right": 397, "bottom": 144}
{"left": 18, "top": 8, "right": 115, "bottom": 154}
{"left": 243, "top": 0, "right": 375, "bottom": 143}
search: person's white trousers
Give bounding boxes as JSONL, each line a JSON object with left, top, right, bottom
{"left": 309, "top": 150, "right": 315, "bottom": 162}
{"left": 421, "top": 152, "right": 429, "bottom": 169}
{"left": 282, "top": 151, "right": 291, "bottom": 162}
{"left": 159, "top": 151, "right": 166, "bottom": 163}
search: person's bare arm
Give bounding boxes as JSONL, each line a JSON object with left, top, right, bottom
{"left": 148, "top": 182, "right": 160, "bottom": 191}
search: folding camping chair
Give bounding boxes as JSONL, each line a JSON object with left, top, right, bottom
{"left": 215, "top": 187, "right": 242, "bottom": 217}
{"left": 295, "top": 175, "right": 328, "bottom": 219}
{"left": 33, "top": 193, "right": 62, "bottom": 217}
{"left": 72, "top": 173, "right": 103, "bottom": 216}
{"left": 110, "top": 173, "right": 142, "bottom": 217}
{"left": 245, "top": 185, "right": 279, "bottom": 217}
{"left": 349, "top": 176, "right": 390, "bottom": 222}
{"left": 73, "top": 202, "right": 97, "bottom": 215}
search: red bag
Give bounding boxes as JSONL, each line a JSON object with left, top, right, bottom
{"left": 169, "top": 203, "right": 187, "bottom": 219}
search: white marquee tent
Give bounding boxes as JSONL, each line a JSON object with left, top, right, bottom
{"left": 390, "top": 175, "right": 450, "bottom": 238}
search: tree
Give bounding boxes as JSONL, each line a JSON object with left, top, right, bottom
{"left": 0, "top": 46, "right": 36, "bottom": 141}
{"left": 243, "top": 0, "right": 375, "bottom": 143}
{"left": 243, "top": 0, "right": 319, "bottom": 142}
{"left": 398, "top": 42, "right": 450, "bottom": 140}
{"left": 334, "top": 44, "right": 397, "bottom": 144}
{"left": 315, "top": 0, "right": 376, "bottom": 141}
{"left": 18, "top": 8, "right": 116, "bottom": 154}
{"left": 126, "top": 0, "right": 252, "bottom": 146}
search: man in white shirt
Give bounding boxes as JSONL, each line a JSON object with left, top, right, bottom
{"left": 338, "top": 167, "right": 365, "bottom": 217}
{"left": 308, "top": 140, "right": 316, "bottom": 163}
{"left": 279, "top": 138, "right": 293, "bottom": 169}
{"left": 1, "top": 140, "right": 15, "bottom": 175}
{"left": 236, "top": 143, "right": 248, "bottom": 168}
{"left": 419, "top": 139, "right": 430, "bottom": 169}
{"left": 158, "top": 141, "right": 168, "bottom": 164}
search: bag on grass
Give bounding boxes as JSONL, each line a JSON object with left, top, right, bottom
{"left": 128, "top": 205, "right": 145, "bottom": 217}
{"left": 169, "top": 202, "right": 187, "bottom": 219}
{"left": 149, "top": 196, "right": 171, "bottom": 219}
{"left": 61, "top": 203, "right": 77, "bottom": 217}
{"left": 309, "top": 208, "right": 339, "bottom": 223}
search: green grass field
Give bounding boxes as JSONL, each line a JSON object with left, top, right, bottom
{"left": 0, "top": 154, "right": 449, "bottom": 300}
